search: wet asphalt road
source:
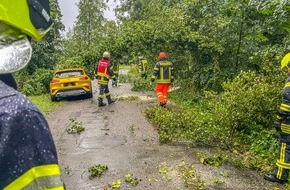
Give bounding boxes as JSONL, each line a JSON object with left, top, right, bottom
{"left": 46, "top": 80, "right": 286, "bottom": 190}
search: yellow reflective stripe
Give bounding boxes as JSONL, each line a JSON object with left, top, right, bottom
{"left": 277, "top": 115, "right": 283, "bottom": 120}
{"left": 97, "top": 76, "right": 109, "bottom": 85}
{"left": 24, "top": 175, "right": 64, "bottom": 190}
{"left": 284, "top": 82, "right": 290, "bottom": 88}
{"left": 281, "top": 124, "right": 290, "bottom": 134}
{"left": 4, "top": 164, "right": 62, "bottom": 190}
{"left": 156, "top": 80, "right": 171, "bottom": 84}
{"left": 160, "top": 61, "right": 172, "bottom": 66}
{"left": 280, "top": 103, "right": 290, "bottom": 112}
{"left": 276, "top": 158, "right": 290, "bottom": 169}
{"left": 48, "top": 187, "right": 64, "bottom": 190}
{"left": 97, "top": 72, "right": 109, "bottom": 78}
{"left": 98, "top": 94, "right": 105, "bottom": 98}
{"left": 281, "top": 143, "right": 286, "bottom": 162}
{"left": 276, "top": 143, "right": 287, "bottom": 178}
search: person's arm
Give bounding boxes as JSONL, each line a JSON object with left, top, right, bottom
{"left": 170, "top": 62, "right": 174, "bottom": 83}
{"left": 151, "top": 62, "right": 160, "bottom": 82}
{"left": 107, "top": 63, "right": 116, "bottom": 80}
{"left": 0, "top": 107, "right": 64, "bottom": 189}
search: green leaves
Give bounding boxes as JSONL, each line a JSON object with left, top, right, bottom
{"left": 88, "top": 164, "right": 108, "bottom": 177}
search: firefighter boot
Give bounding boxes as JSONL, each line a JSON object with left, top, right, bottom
{"left": 264, "top": 174, "right": 288, "bottom": 184}
{"left": 98, "top": 99, "right": 107, "bottom": 107}
{"left": 107, "top": 96, "right": 116, "bottom": 105}
{"left": 159, "top": 101, "right": 166, "bottom": 108}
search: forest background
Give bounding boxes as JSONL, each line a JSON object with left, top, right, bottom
{"left": 17, "top": 0, "right": 290, "bottom": 185}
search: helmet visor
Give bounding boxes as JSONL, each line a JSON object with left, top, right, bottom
{"left": 0, "top": 23, "right": 32, "bottom": 74}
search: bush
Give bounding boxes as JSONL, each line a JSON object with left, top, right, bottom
{"left": 131, "top": 76, "right": 152, "bottom": 92}
{"left": 16, "top": 68, "right": 53, "bottom": 96}
{"left": 145, "top": 70, "right": 282, "bottom": 172}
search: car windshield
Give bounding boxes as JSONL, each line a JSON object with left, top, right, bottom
{"left": 55, "top": 70, "right": 84, "bottom": 78}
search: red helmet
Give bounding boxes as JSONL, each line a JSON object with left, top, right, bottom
{"left": 158, "top": 52, "right": 166, "bottom": 60}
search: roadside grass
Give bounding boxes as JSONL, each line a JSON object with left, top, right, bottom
{"left": 28, "top": 94, "right": 63, "bottom": 115}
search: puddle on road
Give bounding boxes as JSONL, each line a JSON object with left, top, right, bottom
{"left": 79, "top": 135, "right": 126, "bottom": 149}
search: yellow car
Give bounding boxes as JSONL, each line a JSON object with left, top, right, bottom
{"left": 50, "top": 68, "right": 93, "bottom": 101}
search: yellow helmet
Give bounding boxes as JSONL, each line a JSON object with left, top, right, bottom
{"left": 103, "top": 51, "right": 111, "bottom": 59}
{"left": 281, "top": 53, "right": 290, "bottom": 69}
{"left": 0, "top": 0, "right": 52, "bottom": 41}
{"left": 0, "top": 0, "right": 52, "bottom": 74}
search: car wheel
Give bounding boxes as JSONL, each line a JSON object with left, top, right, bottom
{"left": 87, "top": 92, "right": 93, "bottom": 98}
{"left": 51, "top": 96, "right": 57, "bottom": 102}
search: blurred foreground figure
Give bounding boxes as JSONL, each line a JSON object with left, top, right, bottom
{"left": 0, "top": 0, "right": 65, "bottom": 189}
{"left": 264, "top": 52, "right": 290, "bottom": 184}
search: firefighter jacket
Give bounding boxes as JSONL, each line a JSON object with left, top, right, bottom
{"left": 138, "top": 59, "right": 148, "bottom": 73}
{"left": 95, "top": 58, "right": 115, "bottom": 85}
{"left": 278, "top": 75, "right": 290, "bottom": 118}
{"left": 0, "top": 80, "right": 64, "bottom": 190}
{"left": 151, "top": 59, "right": 174, "bottom": 84}
{"left": 112, "top": 62, "right": 119, "bottom": 75}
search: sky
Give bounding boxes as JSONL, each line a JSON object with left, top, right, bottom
{"left": 58, "top": 0, "right": 117, "bottom": 33}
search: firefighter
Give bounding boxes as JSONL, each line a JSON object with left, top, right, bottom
{"left": 0, "top": 0, "right": 65, "bottom": 189}
{"left": 138, "top": 56, "right": 148, "bottom": 78}
{"left": 112, "top": 61, "right": 119, "bottom": 87}
{"left": 95, "top": 51, "right": 116, "bottom": 106}
{"left": 264, "top": 52, "right": 290, "bottom": 184}
{"left": 150, "top": 52, "right": 174, "bottom": 108}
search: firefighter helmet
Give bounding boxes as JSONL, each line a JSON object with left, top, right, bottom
{"left": 281, "top": 53, "right": 290, "bottom": 69}
{"left": 0, "top": 0, "right": 52, "bottom": 74}
{"left": 158, "top": 52, "right": 166, "bottom": 60}
{"left": 0, "top": 0, "right": 52, "bottom": 41}
{"left": 103, "top": 51, "right": 111, "bottom": 59}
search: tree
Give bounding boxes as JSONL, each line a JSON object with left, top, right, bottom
{"left": 72, "top": 0, "right": 107, "bottom": 50}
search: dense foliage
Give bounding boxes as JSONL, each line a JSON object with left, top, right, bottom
{"left": 20, "top": 0, "right": 290, "bottom": 178}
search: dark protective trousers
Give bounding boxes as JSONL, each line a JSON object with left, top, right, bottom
{"left": 273, "top": 118, "right": 290, "bottom": 181}
{"left": 98, "top": 84, "right": 111, "bottom": 103}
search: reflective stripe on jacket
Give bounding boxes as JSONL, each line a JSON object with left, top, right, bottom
{"left": 139, "top": 59, "right": 148, "bottom": 72}
{"left": 4, "top": 164, "right": 63, "bottom": 190}
{"left": 95, "top": 59, "right": 114, "bottom": 85}
{"left": 0, "top": 80, "right": 64, "bottom": 190}
{"left": 151, "top": 60, "right": 174, "bottom": 84}
{"left": 279, "top": 77, "right": 290, "bottom": 115}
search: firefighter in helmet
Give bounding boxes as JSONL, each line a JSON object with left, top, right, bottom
{"left": 264, "top": 52, "right": 290, "bottom": 184}
{"left": 138, "top": 56, "right": 148, "bottom": 78}
{"left": 0, "top": 0, "right": 65, "bottom": 189}
{"left": 150, "top": 51, "right": 174, "bottom": 108}
{"left": 95, "top": 51, "right": 116, "bottom": 106}
{"left": 112, "top": 61, "right": 119, "bottom": 87}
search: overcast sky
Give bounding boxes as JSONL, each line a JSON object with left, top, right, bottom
{"left": 58, "top": 0, "right": 117, "bottom": 32}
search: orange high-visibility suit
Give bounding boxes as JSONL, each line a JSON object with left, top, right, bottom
{"left": 150, "top": 52, "right": 174, "bottom": 107}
